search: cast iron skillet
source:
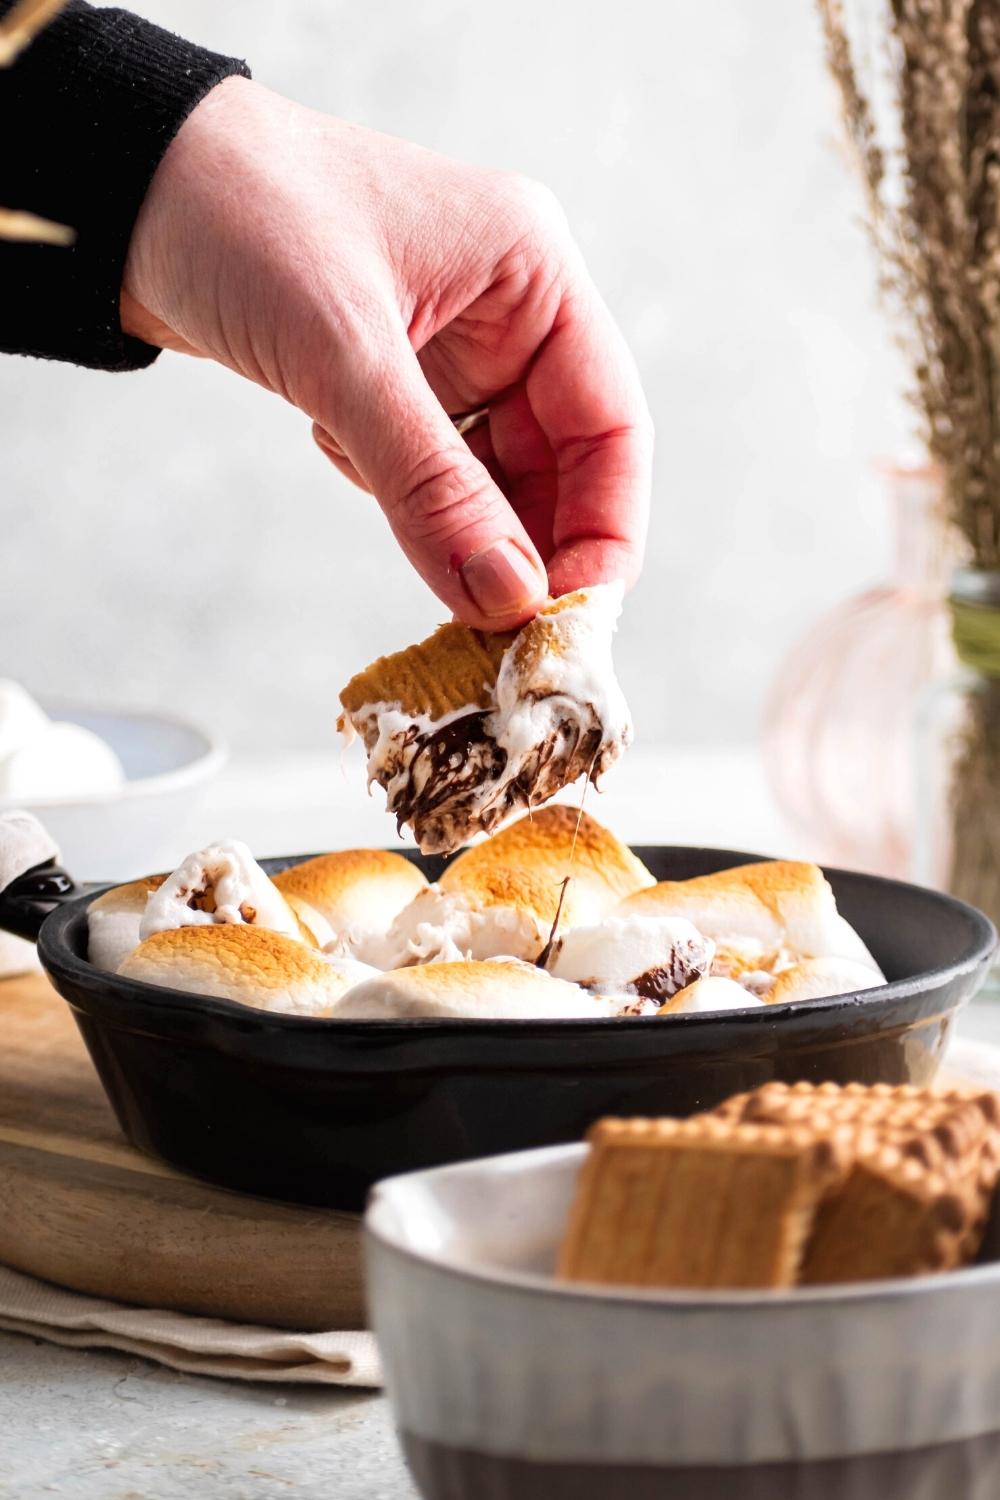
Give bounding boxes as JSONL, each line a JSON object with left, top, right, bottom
{"left": 1, "top": 847, "right": 995, "bottom": 1210}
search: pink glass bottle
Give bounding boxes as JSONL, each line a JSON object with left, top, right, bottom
{"left": 764, "top": 464, "right": 953, "bottom": 878}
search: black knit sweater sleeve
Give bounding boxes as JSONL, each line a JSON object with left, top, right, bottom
{"left": 0, "top": 2, "right": 249, "bottom": 371}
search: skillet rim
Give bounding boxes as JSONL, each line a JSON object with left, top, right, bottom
{"left": 35, "top": 845, "right": 998, "bottom": 1036}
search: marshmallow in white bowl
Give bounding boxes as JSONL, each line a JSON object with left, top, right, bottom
{"left": 0, "top": 692, "right": 225, "bottom": 881}
{"left": 0, "top": 680, "right": 124, "bottom": 799}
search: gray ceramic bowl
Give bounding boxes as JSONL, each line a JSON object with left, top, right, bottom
{"left": 0, "top": 704, "right": 226, "bottom": 879}
{"left": 366, "top": 1117, "right": 1000, "bottom": 1500}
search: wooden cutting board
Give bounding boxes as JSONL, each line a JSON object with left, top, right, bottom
{"left": 0, "top": 971, "right": 365, "bottom": 1331}
{"left": 5, "top": 968, "right": 997, "bottom": 1338}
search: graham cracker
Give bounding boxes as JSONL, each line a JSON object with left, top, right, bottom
{"left": 799, "top": 1140, "right": 980, "bottom": 1283}
{"left": 558, "top": 1084, "right": 1000, "bottom": 1292}
{"left": 716, "top": 1082, "right": 1000, "bottom": 1281}
{"left": 714, "top": 1081, "right": 1000, "bottom": 1168}
{"left": 557, "top": 1115, "right": 849, "bottom": 1290}
{"left": 339, "top": 622, "right": 512, "bottom": 724}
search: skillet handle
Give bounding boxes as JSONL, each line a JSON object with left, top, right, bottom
{"left": 0, "top": 859, "right": 83, "bottom": 943}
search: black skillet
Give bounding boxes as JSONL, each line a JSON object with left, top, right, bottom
{"left": 1, "top": 847, "right": 995, "bottom": 1211}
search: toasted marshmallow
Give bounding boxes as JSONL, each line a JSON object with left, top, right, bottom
{"left": 441, "top": 806, "right": 654, "bottom": 925}
{"left": 338, "top": 585, "right": 632, "bottom": 854}
{"left": 711, "top": 941, "right": 785, "bottom": 983}
{"left": 273, "top": 849, "right": 426, "bottom": 950}
{"left": 118, "top": 925, "right": 376, "bottom": 1016}
{"left": 280, "top": 893, "right": 335, "bottom": 949}
{"left": 354, "top": 881, "right": 535, "bottom": 968}
{"left": 360, "top": 860, "right": 596, "bottom": 968}
{"left": 551, "top": 914, "right": 714, "bottom": 1002}
{"left": 334, "top": 959, "right": 613, "bottom": 1020}
{"left": 765, "top": 957, "right": 883, "bottom": 1005}
{"left": 0, "top": 680, "right": 124, "bottom": 799}
{"left": 140, "top": 840, "right": 306, "bottom": 946}
{"left": 618, "top": 861, "right": 882, "bottom": 977}
{"left": 88, "top": 874, "right": 165, "bottom": 971}
{"left": 320, "top": 955, "right": 384, "bottom": 989}
{"left": 660, "top": 976, "right": 766, "bottom": 1014}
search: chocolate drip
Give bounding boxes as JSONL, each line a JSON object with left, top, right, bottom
{"left": 634, "top": 941, "right": 713, "bottom": 1003}
{"left": 378, "top": 701, "right": 614, "bottom": 855}
{"left": 391, "top": 712, "right": 507, "bottom": 849}
{"left": 535, "top": 877, "right": 572, "bottom": 970}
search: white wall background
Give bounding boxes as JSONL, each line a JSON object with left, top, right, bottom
{"left": 1, "top": 0, "right": 909, "bottom": 752}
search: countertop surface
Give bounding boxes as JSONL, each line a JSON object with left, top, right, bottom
{"left": 4, "top": 747, "right": 998, "bottom": 1500}
{"left": 1, "top": 1340, "right": 409, "bottom": 1499}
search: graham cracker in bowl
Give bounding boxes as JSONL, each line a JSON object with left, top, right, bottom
{"left": 557, "top": 1115, "right": 851, "bottom": 1290}
{"left": 557, "top": 1082, "right": 1000, "bottom": 1292}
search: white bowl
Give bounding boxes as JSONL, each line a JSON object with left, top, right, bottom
{"left": 366, "top": 1140, "right": 1000, "bottom": 1500}
{"left": 0, "top": 705, "right": 226, "bottom": 880}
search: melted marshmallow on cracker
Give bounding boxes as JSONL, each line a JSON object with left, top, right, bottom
{"left": 338, "top": 584, "right": 632, "bottom": 855}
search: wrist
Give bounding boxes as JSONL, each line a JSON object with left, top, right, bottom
{"left": 121, "top": 76, "right": 259, "bottom": 343}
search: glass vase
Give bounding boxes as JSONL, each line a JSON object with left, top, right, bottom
{"left": 764, "top": 464, "right": 953, "bottom": 878}
{"left": 915, "top": 568, "right": 1000, "bottom": 994}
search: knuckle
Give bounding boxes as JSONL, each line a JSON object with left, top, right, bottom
{"left": 391, "top": 449, "right": 498, "bottom": 542}
{"left": 497, "top": 171, "right": 567, "bottom": 232}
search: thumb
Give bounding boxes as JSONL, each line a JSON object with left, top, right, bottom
{"left": 320, "top": 344, "right": 548, "bottom": 631}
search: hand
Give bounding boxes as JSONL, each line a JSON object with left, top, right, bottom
{"left": 122, "top": 78, "right": 652, "bottom": 630}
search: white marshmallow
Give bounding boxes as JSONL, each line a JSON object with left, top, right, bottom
{"left": 334, "top": 960, "right": 613, "bottom": 1021}
{"left": 318, "top": 954, "right": 382, "bottom": 987}
{"left": 88, "top": 879, "right": 159, "bottom": 971}
{"left": 766, "top": 957, "right": 883, "bottom": 1005}
{"left": 551, "top": 914, "right": 714, "bottom": 997}
{"left": 140, "top": 840, "right": 301, "bottom": 943}
{"left": 491, "top": 581, "right": 631, "bottom": 773}
{"left": 0, "top": 679, "right": 49, "bottom": 754}
{"left": 668, "top": 976, "right": 766, "bottom": 1014}
{"left": 0, "top": 679, "right": 125, "bottom": 799}
{"left": 349, "top": 884, "right": 545, "bottom": 969}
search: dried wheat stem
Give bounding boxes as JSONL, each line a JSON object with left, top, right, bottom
{"left": 818, "top": 0, "right": 1000, "bottom": 565}
{"left": 0, "top": 207, "right": 74, "bottom": 244}
{"left": 0, "top": 0, "right": 68, "bottom": 66}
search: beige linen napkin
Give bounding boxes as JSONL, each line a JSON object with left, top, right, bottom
{"left": 0, "top": 1264, "right": 382, "bottom": 1386}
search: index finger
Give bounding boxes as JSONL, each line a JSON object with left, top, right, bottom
{"left": 525, "top": 275, "right": 652, "bottom": 596}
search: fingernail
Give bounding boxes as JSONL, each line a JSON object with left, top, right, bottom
{"left": 459, "top": 540, "right": 546, "bottom": 620}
